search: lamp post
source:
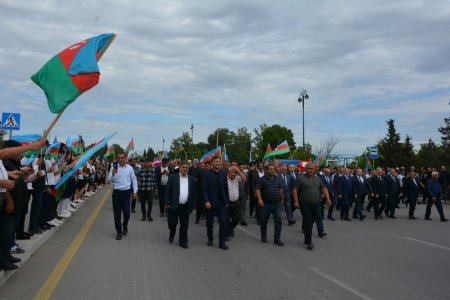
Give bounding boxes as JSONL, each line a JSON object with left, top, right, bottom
{"left": 298, "top": 89, "right": 309, "bottom": 149}
{"left": 162, "top": 138, "right": 165, "bottom": 152}
{"left": 190, "top": 124, "right": 194, "bottom": 143}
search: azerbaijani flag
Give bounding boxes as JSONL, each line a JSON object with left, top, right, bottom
{"left": 262, "top": 143, "right": 273, "bottom": 159}
{"left": 67, "top": 136, "right": 82, "bottom": 155}
{"left": 161, "top": 149, "right": 169, "bottom": 159}
{"left": 31, "top": 33, "right": 115, "bottom": 114}
{"left": 45, "top": 142, "right": 61, "bottom": 160}
{"left": 125, "top": 138, "right": 134, "bottom": 153}
{"left": 365, "top": 154, "right": 371, "bottom": 173}
{"left": 270, "top": 140, "right": 290, "bottom": 156}
{"left": 200, "top": 146, "right": 221, "bottom": 163}
{"left": 105, "top": 145, "right": 114, "bottom": 157}
{"left": 13, "top": 134, "right": 43, "bottom": 157}
{"left": 174, "top": 145, "right": 184, "bottom": 158}
{"left": 221, "top": 144, "right": 229, "bottom": 161}
{"left": 53, "top": 181, "right": 68, "bottom": 201}
{"left": 313, "top": 155, "right": 327, "bottom": 167}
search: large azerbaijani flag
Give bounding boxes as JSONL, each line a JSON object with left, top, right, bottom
{"left": 13, "top": 134, "right": 43, "bottom": 157}
{"left": 262, "top": 143, "right": 273, "bottom": 159}
{"left": 105, "top": 145, "right": 115, "bottom": 157}
{"left": 221, "top": 144, "right": 229, "bottom": 161}
{"left": 31, "top": 33, "right": 115, "bottom": 114}
{"left": 125, "top": 138, "right": 135, "bottom": 153}
{"left": 200, "top": 146, "right": 221, "bottom": 163}
{"left": 45, "top": 142, "right": 61, "bottom": 160}
{"left": 174, "top": 145, "right": 184, "bottom": 158}
{"left": 269, "top": 140, "right": 290, "bottom": 157}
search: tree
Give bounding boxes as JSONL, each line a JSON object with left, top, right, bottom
{"left": 253, "top": 124, "right": 296, "bottom": 159}
{"left": 171, "top": 132, "right": 192, "bottom": 151}
{"left": 438, "top": 117, "right": 450, "bottom": 148}
{"left": 207, "top": 128, "right": 235, "bottom": 149}
{"left": 398, "top": 134, "right": 416, "bottom": 167}
{"left": 292, "top": 143, "right": 314, "bottom": 160}
{"left": 378, "top": 119, "right": 403, "bottom": 167}
{"left": 416, "top": 139, "right": 444, "bottom": 168}
{"left": 314, "top": 134, "right": 339, "bottom": 157}
{"left": 229, "top": 127, "right": 252, "bottom": 163}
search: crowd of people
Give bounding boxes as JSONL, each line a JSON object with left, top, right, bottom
{"left": 1, "top": 138, "right": 449, "bottom": 271}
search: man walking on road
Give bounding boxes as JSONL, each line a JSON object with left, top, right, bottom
{"left": 164, "top": 161, "right": 196, "bottom": 249}
{"left": 293, "top": 163, "right": 331, "bottom": 250}
{"left": 107, "top": 153, "right": 138, "bottom": 240}
{"left": 202, "top": 157, "right": 230, "bottom": 250}
{"left": 425, "top": 171, "right": 448, "bottom": 222}
{"left": 256, "top": 163, "right": 285, "bottom": 247}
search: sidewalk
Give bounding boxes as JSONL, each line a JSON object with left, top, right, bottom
{"left": 0, "top": 185, "right": 106, "bottom": 286}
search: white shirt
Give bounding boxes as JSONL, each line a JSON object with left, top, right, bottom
{"left": 107, "top": 164, "right": 138, "bottom": 193}
{"left": 161, "top": 166, "right": 169, "bottom": 186}
{"left": 45, "top": 159, "right": 56, "bottom": 185}
{"left": 179, "top": 174, "right": 189, "bottom": 204}
{"left": 227, "top": 176, "right": 240, "bottom": 202}
{"left": 0, "top": 160, "right": 8, "bottom": 193}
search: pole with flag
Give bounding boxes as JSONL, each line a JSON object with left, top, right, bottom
{"left": 31, "top": 33, "right": 117, "bottom": 141}
{"left": 125, "top": 138, "right": 135, "bottom": 158}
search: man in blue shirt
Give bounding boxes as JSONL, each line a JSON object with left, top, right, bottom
{"left": 107, "top": 153, "right": 138, "bottom": 240}
{"left": 425, "top": 171, "right": 448, "bottom": 222}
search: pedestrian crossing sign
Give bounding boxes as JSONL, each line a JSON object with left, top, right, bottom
{"left": 1, "top": 112, "right": 21, "bottom": 130}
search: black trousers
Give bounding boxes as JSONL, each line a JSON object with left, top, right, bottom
{"left": 409, "top": 197, "right": 417, "bottom": 217}
{"left": 195, "top": 192, "right": 205, "bottom": 221}
{"left": 0, "top": 212, "right": 16, "bottom": 264}
{"left": 17, "top": 189, "right": 31, "bottom": 235}
{"left": 158, "top": 186, "right": 167, "bottom": 215}
{"left": 168, "top": 204, "right": 190, "bottom": 244}
{"left": 374, "top": 196, "right": 386, "bottom": 217}
{"left": 227, "top": 200, "right": 241, "bottom": 237}
{"left": 139, "top": 190, "right": 154, "bottom": 218}
{"left": 112, "top": 189, "right": 131, "bottom": 234}
{"left": 300, "top": 202, "right": 318, "bottom": 244}
{"left": 425, "top": 196, "right": 445, "bottom": 219}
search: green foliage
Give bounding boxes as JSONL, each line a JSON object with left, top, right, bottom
{"left": 253, "top": 124, "right": 296, "bottom": 159}
{"left": 416, "top": 139, "right": 444, "bottom": 168}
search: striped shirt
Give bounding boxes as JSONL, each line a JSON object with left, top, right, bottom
{"left": 256, "top": 175, "right": 282, "bottom": 204}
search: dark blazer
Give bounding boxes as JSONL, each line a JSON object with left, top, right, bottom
{"left": 279, "top": 173, "right": 292, "bottom": 201}
{"left": 202, "top": 169, "right": 230, "bottom": 206}
{"left": 364, "top": 176, "right": 374, "bottom": 195}
{"left": 339, "top": 175, "right": 353, "bottom": 198}
{"left": 318, "top": 173, "right": 333, "bottom": 198}
{"left": 164, "top": 173, "right": 196, "bottom": 212}
{"left": 352, "top": 175, "right": 365, "bottom": 198}
{"left": 386, "top": 174, "right": 401, "bottom": 197}
{"left": 155, "top": 165, "right": 175, "bottom": 188}
{"left": 403, "top": 176, "right": 419, "bottom": 201}
{"left": 371, "top": 175, "right": 387, "bottom": 198}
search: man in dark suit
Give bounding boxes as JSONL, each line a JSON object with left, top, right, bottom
{"left": 279, "top": 165, "right": 295, "bottom": 225}
{"left": 386, "top": 168, "right": 401, "bottom": 218}
{"left": 371, "top": 168, "right": 388, "bottom": 220}
{"left": 404, "top": 170, "right": 419, "bottom": 219}
{"left": 202, "top": 156, "right": 230, "bottom": 250}
{"left": 338, "top": 168, "right": 353, "bottom": 221}
{"left": 365, "top": 170, "right": 375, "bottom": 212}
{"left": 352, "top": 168, "right": 367, "bottom": 221}
{"left": 155, "top": 158, "right": 175, "bottom": 217}
{"left": 319, "top": 167, "right": 334, "bottom": 221}
{"left": 164, "top": 161, "right": 196, "bottom": 249}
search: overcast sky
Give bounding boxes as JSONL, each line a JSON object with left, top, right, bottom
{"left": 1, "top": 0, "right": 449, "bottom": 157}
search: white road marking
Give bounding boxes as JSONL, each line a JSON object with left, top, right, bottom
{"left": 309, "top": 267, "right": 374, "bottom": 300}
{"left": 237, "top": 225, "right": 259, "bottom": 238}
{"left": 403, "top": 236, "right": 450, "bottom": 252}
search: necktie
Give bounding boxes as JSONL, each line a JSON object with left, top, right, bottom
{"left": 359, "top": 176, "right": 363, "bottom": 183}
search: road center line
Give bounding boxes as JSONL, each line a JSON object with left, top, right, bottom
{"left": 237, "top": 225, "right": 259, "bottom": 239}
{"left": 34, "top": 187, "right": 112, "bottom": 300}
{"left": 309, "top": 267, "right": 374, "bottom": 300}
{"left": 403, "top": 237, "right": 450, "bottom": 252}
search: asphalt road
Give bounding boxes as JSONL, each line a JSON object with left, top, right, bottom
{"left": 1, "top": 185, "right": 449, "bottom": 300}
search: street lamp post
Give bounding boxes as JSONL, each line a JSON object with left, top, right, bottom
{"left": 190, "top": 124, "right": 194, "bottom": 143}
{"left": 162, "top": 138, "right": 165, "bottom": 152}
{"left": 298, "top": 89, "right": 309, "bottom": 149}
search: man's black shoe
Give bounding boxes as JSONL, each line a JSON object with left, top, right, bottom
{"left": 327, "top": 216, "right": 335, "bottom": 221}
{"left": 425, "top": 217, "right": 432, "bottom": 221}
{"left": 116, "top": 233, "right": 122, "bottom": 240}
{"left": 219, "top": 244, "right": 229, "bottom": 250}
{"left": 25, "top": 232, "right": 34, "bottom": 237}
{"left": 148, "top": 217, "right": 153, "bottom": 222}
{"left": 389, "top": 216, "right": 396, "bottom": 219}
{"left": 360, "top": 215, "right": 367, "bottom": 221}
{"left": 141, "top": 217, "right": 146, "bottom": 221}
{"left": 0, "top": 262, "right": 18, "bottom": 271}
{"left": 28, "top": 229, "right": 43, "bottom": 234}
{"left": 261, "top": 237, "right": 268, "bottom": 243}
{"left": 9, "top": 256, "right": 21, "bottom": 264}
{"left": 207, "top": 240, "right": 214, "bottom": 246}
{"left": 240, "top": 221, "right": 248, "bottom": 226}
{"left": 123, "top": 227, "right": 128, "bottom": 236}
{"left": 344, "top": 218, "right": 352, "bottom": 221}
{"left": 230, "top": 229, "right": 234, "bottom": 237}
{"left": 307, "top": 243, "right": 314, "bottom": 250}
{"left": 131, "top": 209, "right": 136, "bottom": 213}
{"left": 225, "top": 236, "right": 230, "bottom": 242}
{"left": 274, "top": 240, "right": 284, "bottom": 247}
{"left": 180, "top": 243, "right": 188, "bottom": 249}
{"left": 169, "top": 236, "right": 174, "bottom": 244}
{"left": 16, "top": 234, "right": 31, "bottom": 240}
{"left": 288, "top": 220, "right": 296, "bottom": 226}
{"left": 318, "top": 232, "right": 327, "bottom": 238}
{"left": 441, "top": 218, "right": 448, "bottom": 222}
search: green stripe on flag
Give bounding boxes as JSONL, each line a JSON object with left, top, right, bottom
{"left": 31, "top": 55, "right": 80, "bottom": 114}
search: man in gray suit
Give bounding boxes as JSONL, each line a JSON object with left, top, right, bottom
{"left": 164, "top": 161, "right": 196, "bottom": 249}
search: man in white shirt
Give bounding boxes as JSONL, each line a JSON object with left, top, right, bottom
{"left": 107, "top": 153, "right": 138, "bottom": 240}
{"left": 164, "top": 161, "right": 196, "bottom": 249}
{"left": 226, "top": 166, "right": 247, "bottom": 240}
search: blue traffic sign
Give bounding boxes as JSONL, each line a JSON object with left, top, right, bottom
{"left": 2, "top": 112, "right": 21, "bottom": 130}
{"left": 369, "top": 146, "right": 378, "bottom": 159}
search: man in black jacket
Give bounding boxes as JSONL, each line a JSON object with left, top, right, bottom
{"left": 164, "top": 162, "right": 196, "bottom": 249}
{"left": 371, "top": 168, "right": 387, "bottom": 220}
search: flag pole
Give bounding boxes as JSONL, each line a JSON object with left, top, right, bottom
{"left": 40, "top": 34, "right": 117, "bottom": 142}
